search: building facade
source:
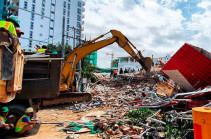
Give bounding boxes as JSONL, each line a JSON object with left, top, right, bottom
{"left": 116, "top": 55, "right": 171, "bottom": 72}
{"left": 0, "top": 0, "right": 7, "bottom": 20}
{"left": 84, "top": 51, "right": 97, "bottom": 67}
{"left": 6, "top": 0, "right": 85, "bottom": 51}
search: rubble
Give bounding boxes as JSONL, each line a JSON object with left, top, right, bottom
{"left": 55, "top": 66, "right": 210, "bottom": 138}
{"left": 36, "top": 45, "right": 210, "bottom": 138}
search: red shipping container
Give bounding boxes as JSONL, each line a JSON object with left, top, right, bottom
{"left": 161, "top": 43, "right": 211, "bottom": 92}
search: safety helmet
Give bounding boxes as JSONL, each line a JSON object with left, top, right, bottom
{"left": 1, "top": 106, "right": 9, "bottom": 113}
{"left": 25, "top": 107, "right": 34, "bottom": 113}
{"left": 6, "top": 16, "right": 20, "bottom": 27}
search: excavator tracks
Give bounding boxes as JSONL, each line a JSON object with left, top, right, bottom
{"left": 42, "top": 92, "right": 92, "bottom": 106}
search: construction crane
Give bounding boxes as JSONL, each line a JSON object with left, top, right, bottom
{"left": 106, "top": 51, "right": 114, "bottom": 68}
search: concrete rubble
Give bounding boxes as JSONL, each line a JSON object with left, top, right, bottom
{"left": 57, "top": 44, "right": 211, "bottom": 138}
{"left": 57, "top": 69, "right": 210, "bottom": 139}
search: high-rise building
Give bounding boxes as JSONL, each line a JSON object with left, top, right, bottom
{"left": 6, "top": 0, "right": 85, "bottom": 51}
{"left": 0, "top": 0, "right": 7, "bottom": 20}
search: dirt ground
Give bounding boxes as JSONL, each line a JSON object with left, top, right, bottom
{"left": 16, "top": 105, "right": 105, "bottom": 139}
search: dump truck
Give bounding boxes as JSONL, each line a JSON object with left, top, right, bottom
{"left": 1, "top": 30, "right": 152, "bottom": 122}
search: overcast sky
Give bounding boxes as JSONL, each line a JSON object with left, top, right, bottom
{"left": 83, "top": 0, "right": 211, "bottom": 68}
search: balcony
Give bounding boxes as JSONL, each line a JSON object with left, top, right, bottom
{"left": 82, "top": 7, "right": 85, "bottom": 12}
{"left": 82, "top": 14, "right": 85, "bottom": 18}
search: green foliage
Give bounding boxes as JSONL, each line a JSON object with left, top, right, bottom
{"left": 81, "top": 60, "right": 99, "bottom": 82}
{"left": 127, "top": 108, "right": 155, "bottom": 123}
{"left": 47, "top": 43, "right": 72, "bottom": 58}
{"left": 127, "top": 109, "right": 193, "bottom": 138}
{"left": 162, "top": 115, "right": 193, "bottom": 138}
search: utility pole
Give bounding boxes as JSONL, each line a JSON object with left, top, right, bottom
{"left": 73, "top": 27, "right": 76, "bottom": 48}
{"left": 61, "top": 16, "right": 65, "bottom": 58}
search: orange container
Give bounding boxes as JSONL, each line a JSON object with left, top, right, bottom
{"left": 192, "top": 107, "right": 211, "bottom": 139}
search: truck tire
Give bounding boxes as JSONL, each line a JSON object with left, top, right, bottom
{"left": 7, "top": 104, "right": 26, "bottom": 124}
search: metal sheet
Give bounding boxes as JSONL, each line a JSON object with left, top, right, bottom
{"left": 161, "top": 43, "right": 211, "bottom": 91}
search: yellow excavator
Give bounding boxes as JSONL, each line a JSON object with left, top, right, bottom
{"left": 1, "top": 30, "right": 152, "bottom": 115}
{"left": 60, "top": 29, "right": 152, "bottom": 92}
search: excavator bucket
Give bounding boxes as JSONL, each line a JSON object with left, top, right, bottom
{"left": 140, "top": 57, "right": 153, "bottom": 73}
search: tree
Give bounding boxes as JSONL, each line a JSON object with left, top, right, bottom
{"left": 81, "top": 60, "right": 99, "bottom": 82}
{"left": 47, "top": 43, "right": 72, "bottom": 58}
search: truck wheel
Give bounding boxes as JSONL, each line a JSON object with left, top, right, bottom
{"left": 7, "top": 104, "right": 26, "bottom": 124}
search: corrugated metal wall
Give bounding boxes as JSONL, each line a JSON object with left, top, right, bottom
{"left": 161, "top": 43, "right": 211, "bottom": 91}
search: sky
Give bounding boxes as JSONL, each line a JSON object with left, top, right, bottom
{"left": 83, "top": 0, "right": 211, "bottom": 68}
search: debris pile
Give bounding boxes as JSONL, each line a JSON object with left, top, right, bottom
{"left": 59, "top": 70, "right": 210, "bottom": 138}
{"left": 58, "top": 44, "right": 211, "bottom": 138}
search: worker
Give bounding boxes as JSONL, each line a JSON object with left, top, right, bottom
{"left": 35, "top": 45, "right": 40, "bottom": 51}
{"left": 0, "top": 107, "right": 14, "bottom": 136}
{"left": 114, "top": 69, "right": 118, "bottom": 78}
{"left": 41, "top": 45, "right": 48, "bottom": 53}
{"left": 119, "top": 68, "right": 123, "bottom": 74}
{"left": 16, "top": 29, "right": 25, "bottom": 53}
{"left": 15, "top": 107, "right": 40, "bottom": 135}
{"left": 110, "top": 69, "right": 114, "bottom": 78}
{"left": 16, "top": 29, "right": 24, "bottom": 38}
{"left": 0, "top": 16, "right": 20, "bottom": 36}
{"left": 35, "top": 45, "right": 47, "bottom": 53}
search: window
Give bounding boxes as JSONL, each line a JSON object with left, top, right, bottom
{"left": 77, "top": 22, "right": 80, "bottom": 28}
{"left": 63, "top": 9, "right": 66, "bottom": 15}
{"left": 76, "top": 30, "right": 80, "bottom": 34}
{"left": 30, "top": 22, "right": 34, "bottom": 29}
{"left": 77, "top": 8, "right": 81, "bottom": 14}
{"left": 66, "top": 25, "right": 69, "bottom": 31}
{"left": 42, "top": 2, "right": 45, "bottom": 7}
{"left": 30, "top": 31, "right": 33, "bottom": 38}
{"left": 41, "top": 8, "right": 45, "bottom": 15}
{"left": 31, "top": 13, "right": 34, "bottom": 20}
{"left": 24, "top": 1, "right": 28, "bottom": 9}
{"left": 76, "top": 35, "right": 80, "bottom": 39}
{"left": 68, "top": 3, "right": 70, "bottom": 10}
{"left": 32, "top": 4, "right": 35, "bottom": 12}
{"left": 78, "top": 1, "right": 81, "bottom": 7}
{"left": 40, "top": 25, "right": 43, "bottom": 28}
{"left": 77, "top": 15, "right": 81, "bottom": 21}
{"left": 67, "top": 18, "right": 69, "bottom": 24}
{"left": 29, "top": 40, "right": 32, "bottom": 48}
{"left": 68, "top": 0, "right": 70, "bottom": 2}
{"left": 67, "top": 11, "right": 70, "bottom": 17}
{"left": 39, "top": 34, "right": 42, "bottom": 36}
{"left": 63, "top": 1, "right": 66, "bottom": 8}
{"left": 33, "top": 0, "right": 36, "bottom": 3}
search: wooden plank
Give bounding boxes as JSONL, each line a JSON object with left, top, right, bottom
{"left": 156, "top": 81, "right": 175, "bottom": 97}
{"left": 7, "top": 46, "right": 24, "bottom": 92}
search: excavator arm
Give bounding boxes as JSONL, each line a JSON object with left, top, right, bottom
{"left": 60, "top": 30, "right": 152, "bottom": 91}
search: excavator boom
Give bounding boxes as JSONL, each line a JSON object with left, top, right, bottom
{"left": 61, "top": 30, "right": 152, "bottom": 91}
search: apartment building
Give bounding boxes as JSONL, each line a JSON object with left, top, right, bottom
{"left": 6, "top": 0, "right": 85, "bottom": 51}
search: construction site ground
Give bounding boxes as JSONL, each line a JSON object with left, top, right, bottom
{"left": 14, "top": 105, "right": 102, "bottom": 139}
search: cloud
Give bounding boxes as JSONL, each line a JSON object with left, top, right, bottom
{"left": 185, "top": 0, "right": 211, "bottom": 49}
{"left": 83, "top": 0, "right": 210, "bottom": 68}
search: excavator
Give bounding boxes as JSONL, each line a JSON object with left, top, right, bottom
{"left": 0, "top": 29, "right": 152, "bottom": 122}
{"left": 60, "top": 29, "right": 152, "bottom": 92}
